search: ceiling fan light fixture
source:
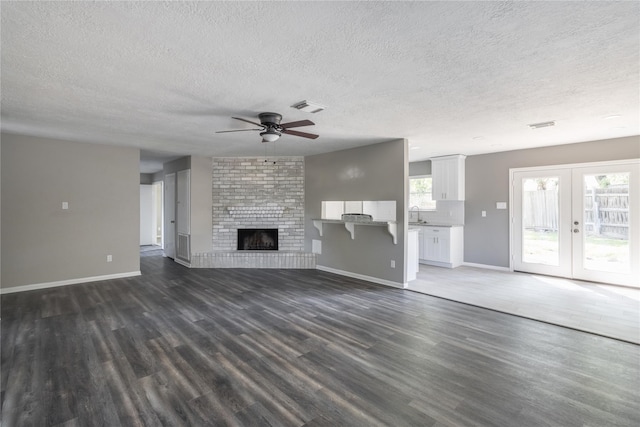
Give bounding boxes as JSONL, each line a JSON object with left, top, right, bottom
{"left": 260, "top": 130, "right": 281, "bottom": 142}
{"left": 217, "top": 112, "right": 318, "bottom": 141}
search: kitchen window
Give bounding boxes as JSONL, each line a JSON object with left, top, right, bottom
{"left": 409, "top": 176, "right": 436, "bottom": 210}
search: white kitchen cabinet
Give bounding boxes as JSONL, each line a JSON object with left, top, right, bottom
{"left": 418, "top": 225, "right": 463, "bottom": 268}
{"left": 431, "top": 154, "right": 466, "bottom": 201}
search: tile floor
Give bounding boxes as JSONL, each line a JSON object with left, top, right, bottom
{"left": 408, "top": 265, "right": 640, "bottom": 344}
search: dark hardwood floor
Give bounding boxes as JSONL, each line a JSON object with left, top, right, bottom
{"left": 2, "top": 253, "right": 639, "bottom": 426}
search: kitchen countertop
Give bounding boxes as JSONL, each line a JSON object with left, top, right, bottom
{"left": 409, "top": 222, "right": 464, "bottom": 227}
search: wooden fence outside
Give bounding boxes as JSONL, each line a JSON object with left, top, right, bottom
{"left": 523, "top": 186, "right": 629, "bottom": 239}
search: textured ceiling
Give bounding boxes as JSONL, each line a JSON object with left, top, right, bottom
{"left": 1, "top": 1, "right": 639, "bottom": 172}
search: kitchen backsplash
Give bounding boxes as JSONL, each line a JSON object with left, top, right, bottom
{"left": 409, "top": 200, "right": 464, "bottom": 225}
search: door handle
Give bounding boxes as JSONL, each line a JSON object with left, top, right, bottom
{"left": 573, "top": 229, "right": 579, "bottom": 233}
{"left": 574, "top": 221, "right": 579, "bottom": 225}
{"left": 171, "top": 220, "right": 175, "bottom": 224}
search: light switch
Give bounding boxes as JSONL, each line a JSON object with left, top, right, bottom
{"left": 496, "top": 202, "right": 507, "bottom": 209}
{"left": 62, "top": 202, "right": 69, "bottom": 210}
{"left": 481, "top": 211, "right": 487, "bottom": 217}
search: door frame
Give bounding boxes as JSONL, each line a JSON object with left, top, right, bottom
{"left": 164, "top": 173, "right": 176, "bottom": 259}
{"left": 509, "top": 158, "right": 639, "bottom": 287}
{"left": 571, "top": 162, "right": 640, "bottom": 286}
{"left": 511, "top": 168, "right": 572, "bottom": 278}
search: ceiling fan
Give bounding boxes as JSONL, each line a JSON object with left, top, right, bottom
{"left": 216, "top": 112, "right": 319, "bottom": 142}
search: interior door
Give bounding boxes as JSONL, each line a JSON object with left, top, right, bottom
{"left": 512, "top": 160, "right": 639, "bottom": 287}
{"left": 164, "top": 173, "right": 176, "bottom": 258}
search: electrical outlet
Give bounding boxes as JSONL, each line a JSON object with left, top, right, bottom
{"left": 482, "top": 211, "right": 487, "bottom": 217}
{"left": 390, "top": 260, "right": 396, "bottom": 268}
{"left": 107, "top": 255, "right": 112, "bottom": 262}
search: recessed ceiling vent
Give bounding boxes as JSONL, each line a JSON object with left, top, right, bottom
{"left": 528, "top": 120, "right": 555, "bottom": 129}
{"left": 291, "top": 100, "right": 325, "bottom": 113}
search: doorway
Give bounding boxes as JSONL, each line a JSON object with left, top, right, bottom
{"left": 511, "top": 160, "right": 639, "bottom": 287}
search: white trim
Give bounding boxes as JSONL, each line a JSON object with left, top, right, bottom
{"left": 462, "top": 262, "right": 510, "bottom": 271}
{"left": 316, "top": 265, "right": 406, "bottom": 289}
{"left": 420, "top": 260, "right": 454, "bottom": 269}
{"left": 0, "top": 271, "right": 142, "bottom": 294}
{"left": 509, "top": 158, "right": 639, "bottom": 175}
{"left": 174, "top": 258, "right": 191, "bottom": 268}
{"left": 508, "top": 158, "right": 640, "bottom": 286}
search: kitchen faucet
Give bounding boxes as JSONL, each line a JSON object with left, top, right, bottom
{"left": 410, "top": 205, "right": 421, "bottom": 223}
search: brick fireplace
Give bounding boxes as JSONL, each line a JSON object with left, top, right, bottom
{"left": 189, "top": 157, "right": 315, "bottom": 268}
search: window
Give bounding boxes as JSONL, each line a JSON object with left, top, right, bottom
{"left": 410, "top": 176, "right": 436, "bottom": 210}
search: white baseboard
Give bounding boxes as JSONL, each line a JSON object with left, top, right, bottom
{"left": 174, "top": 258, "right": 191, "bottom": 268}
{"left": 316, "top": 265, "right": 406, "bottom": 289}
{"left": 461, "top": 262, "right": 510, "bottom": 271}
{"left": 0, "top": 271, "right": 142, "bottom": 294}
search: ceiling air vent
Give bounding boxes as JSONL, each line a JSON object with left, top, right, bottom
{"left": 291, "top": 100, "right": 325, "bottom": 113}
{"left": 528, "top": 121, "right": 555, "bottom": 129}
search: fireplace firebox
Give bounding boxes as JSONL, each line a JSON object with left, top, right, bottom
{"left": 237, "top": 229, "right": 278, "bottom": 251}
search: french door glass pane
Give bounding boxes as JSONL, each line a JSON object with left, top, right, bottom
{"left": 582, "top": 173, "right": 630, "bottom": 272}
{"left": 522, "top": 177, "right": 559, "bottom": 265}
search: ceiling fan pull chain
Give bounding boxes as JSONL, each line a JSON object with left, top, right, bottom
{"left": 264, "top": 139, "right": 268, "bottom": 163}
{"left": 272, "top": 140, "right": 277, "bottom": 164}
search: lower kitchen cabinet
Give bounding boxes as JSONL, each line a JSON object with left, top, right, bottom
{"left": 418, "top": 225, "right": 463, "bottom": 268}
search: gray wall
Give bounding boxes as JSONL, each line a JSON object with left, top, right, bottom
{"left": 140, "top": 173, "right": 154, "bottom": 185}
{"left": 1, "top": 133, "right": 140, "bottom": 289}
{"left": 190, "top": 156, "right": 213, "bottom": 254}
{"left": 305, "top": 139, "right": 408, "bottom": 284}
{"left": 151, "top": 170, "right": 164, "bottom": 183}
{"left": 163, "top": 156, "right": 191, "bottom": 175}
{"left": 409, "top": 160, "right": 431, "bottom": 176}
{"left": 465, "top": 135, "right": 640, "bottom": 267}
{"left": 162, "top": 155, "right": 213, "bottom": 255}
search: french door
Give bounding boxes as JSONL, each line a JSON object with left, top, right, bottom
{"left": 512, "top": 160, "right": 639, "bottom": 287}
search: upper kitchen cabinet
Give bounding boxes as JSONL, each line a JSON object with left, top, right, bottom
{"left": 431, "top": 154, "right": 466, "bottom": 201}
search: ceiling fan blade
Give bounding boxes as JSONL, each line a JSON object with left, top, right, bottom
{"left": 280, "top": 119, "right": 315, "bottom": 129}
{"left": 216, "top": 128, "right": 262, "bottom": 133}
{"left": 282, "top": 129, "right": 319, "bottom": 139}
{"left": 232, "top": 117, "right": 264, "bottom": 127}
